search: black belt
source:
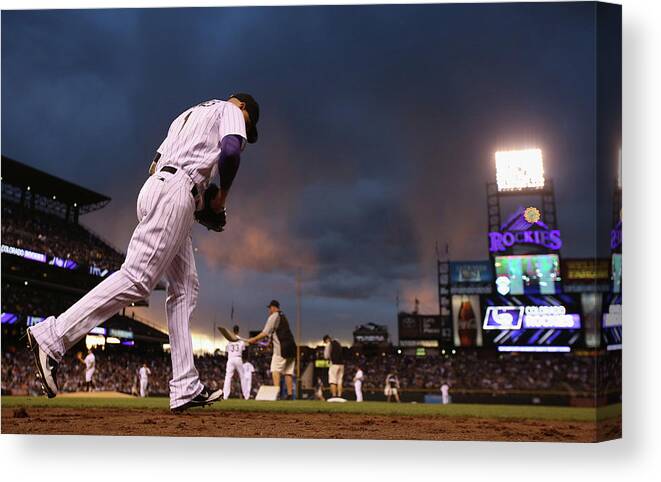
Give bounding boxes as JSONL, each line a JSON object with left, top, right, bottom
{"left": 160, "top": 166, "right": 198, "bottom": 197}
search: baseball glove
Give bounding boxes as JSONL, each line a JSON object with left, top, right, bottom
{"left": 194, "top": 183, "right": 226, "bottom": 232}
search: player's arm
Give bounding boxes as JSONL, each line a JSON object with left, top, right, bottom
{"left": 246, "top": 331, "right": 269, "bottom": 345}
{"left": 210, "top": 135, "right": 243, "bottom": 213}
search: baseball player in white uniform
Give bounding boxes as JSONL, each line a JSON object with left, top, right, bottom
{"left": 242, "top": 359, "right": 255, "bottom": 400}
{"left": 353, "top": 366, "right": 364, "bottom": 402}
{"left": 223, "top": 325, "right": 249, "bottom": 400}
{"left": 139, "top": 363, "right": 151, "bottom": 397}
{"left": 384, "top": 372, "right": 401, "bottom": 403}
{"left": 27, "top": 93, "right": 260, "bottom": 412}
{"left": 77, "top": 349, "right": 95, "bottom": 391}
{"left": 440, "top": 382, "right": 451, "bottom": 404}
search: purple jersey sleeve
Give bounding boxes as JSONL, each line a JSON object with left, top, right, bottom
{"left": 218, "top": 134, "right": 242, "bottom": 191}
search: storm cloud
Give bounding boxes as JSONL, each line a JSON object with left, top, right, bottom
{"left": 1, "top": 4, "right": 618, "bottom": 343}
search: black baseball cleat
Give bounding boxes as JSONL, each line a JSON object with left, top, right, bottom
{"left": 171, "top": 386, "right": 223, "bottom": 413}
{"left": 26, "top": 329, "right": 59, "bottom": 398}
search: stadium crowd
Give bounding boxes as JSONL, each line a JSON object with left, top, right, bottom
{"left": 1, "top": 342, "right": 621, "bottom": 398}
{"left": 336, "top": 350, "right": 617, "bottom": 392}
{"left": 2, "top": 281, "right": 78, "bottom": 318}
{"left": 2, "top": 200, "right": 124, "bottom": 271}
{"left": 339, "top": 350, "right": 606, "bottom": 394}
{"left": 1, "top": 345, "right": 276, "bottom": 398}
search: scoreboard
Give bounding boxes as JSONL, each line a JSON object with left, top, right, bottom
{"left": 398, "top": 313, "right": 452, "bottom": 345}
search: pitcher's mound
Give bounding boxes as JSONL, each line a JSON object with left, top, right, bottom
{"left": 58, "top": 391, "right": 134, "bottom": 399}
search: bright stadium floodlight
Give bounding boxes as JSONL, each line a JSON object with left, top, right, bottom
{"left": 495, "top": 148, "right": 545, "bottom": 191}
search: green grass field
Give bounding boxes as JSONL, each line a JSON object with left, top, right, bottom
{"left": 1, "top": 396, "right": 621, "bottom": 422}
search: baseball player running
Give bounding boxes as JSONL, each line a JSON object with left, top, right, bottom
{"left": 139, "top": 363, "right": 151, "bottom": 397}
{"left": 223, "top": 325, "right": 249, "bottom": 400}
{"left": 27, "top": 93, "right": 260, "bottom": 412}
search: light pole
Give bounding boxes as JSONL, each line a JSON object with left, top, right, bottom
{"left": 296, "top": 270, "right": 302, "bottom": 399}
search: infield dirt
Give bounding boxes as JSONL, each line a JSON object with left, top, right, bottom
{"left": 1, "top": 406, "right": 621, "bottom": 442}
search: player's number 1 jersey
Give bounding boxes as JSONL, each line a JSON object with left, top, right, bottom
{"left": 156, "top": 99, "right": 247, "bottom": 186}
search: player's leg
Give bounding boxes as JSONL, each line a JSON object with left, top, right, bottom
{"left": 233, "top": 361, "right": 248, "bottom": 400}
{"left": 164, "top": 234, "right": 208, "bottom": 409}
{"left": 283, "top": 359, "right": 294, "bottom": 398}
{"left": 29, "top": 175, "right": 193, "bottom": 366}
{"left": 223, "top": 359, "right": 236, "bottom": 400}
{"left": 272, "top": 371, "right": 281, "bottom": 390}
{"left": 243, "top": 373, "right": 252, "bottom": 400}
{"left": 330, "top": 367, "right": 337, "bottom": 397}
{"left": 337, "top": 366, "right": 344, "bottom": 397}
{"left": 284, "top": 375, "right": 293, "bottom": 398}
{"left": 270, "top": 355, "right": 282, "bottom": 392}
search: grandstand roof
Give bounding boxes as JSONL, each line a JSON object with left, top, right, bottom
{"left": 1, "top": 156, "right": 110, "bottom": 214}
{"left": 103, "top": 315, "right": 169, "bottom": 344}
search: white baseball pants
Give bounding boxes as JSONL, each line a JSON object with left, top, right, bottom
{"left": 140, "top": 379, "right": 149, "bottom": 397}
{"left": 354, "top": 380, "right": 363, "bottom": 402}
{"left": 223, "top": 358, "right": 249, "bottom": 400}
{"left": 29, "top": 168, "right": 204, "bottom": 409}
{"left": 242, "top": 371, "right": 253, "bottom": 399}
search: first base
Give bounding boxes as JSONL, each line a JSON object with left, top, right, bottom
{"left": 255, "top": 385, "right": 280, "bottom": 401}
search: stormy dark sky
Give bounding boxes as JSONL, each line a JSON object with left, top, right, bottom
{"left": 1, "top": 3, "right": 620, "bottom": 346}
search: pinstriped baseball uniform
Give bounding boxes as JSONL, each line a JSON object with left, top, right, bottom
{"left": 29, "top": 99, "right": 247, "bottom": 409}
{"left": 223, "top": 340, "right": 249, "bottom": 400}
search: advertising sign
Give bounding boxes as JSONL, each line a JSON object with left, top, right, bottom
{"left": 451, "top": 295, "right": 483, "bottom": 346}
{"left": 488, "top": 206, "right": 562, "bottom": 253}
{"left": 1, "top": 313, "right": 18, "bottom": 324}
{"left": 398, "top": 313, "right": 451, "bottom": 343}
{"left": 483, "top": 305, "right": 580, "bottom": 330}
{"left": 450, "top": 261, "right": 493, "bottom": 284}
{"left": 2, "top": 244, "right": 47, "bottom": 263}
{"left": 489, "top": 230, "right": 562, "bottom": 253}
{"left": 563, "top": 259, "right": 610, "bottom": 281}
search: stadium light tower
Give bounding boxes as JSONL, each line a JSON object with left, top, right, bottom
{"left": 495, "top": 148, "right": 545, "bottom": 192}
{"left": 486, "top": 146, "right": 557, "bottom": 241}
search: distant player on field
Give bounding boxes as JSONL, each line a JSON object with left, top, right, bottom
{"left": 76, "top": 349, "right": 95, "bottom": 392}
{"left": 353, "top": 365, "right": 364, "bottom": 402}
{"left": 314, "top": 377, "right": 325, "bottom": 401}
{"left": 139, "top": 362, "right": 151, "bottom": 397}
{"left": 440, "top": 382, "right": 451, "bottom": 404}
{"left": 223, "top": 325, "right": 249, "bottom": 400}
{"left": 323, "top": 335, "right": 344, "bottom": 398}
{"left": 384, "top": 372, "right": 401, "bottom": 403}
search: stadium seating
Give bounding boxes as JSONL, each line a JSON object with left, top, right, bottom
{"left": 2, "top": 200, "right": 124, "bottom": 271}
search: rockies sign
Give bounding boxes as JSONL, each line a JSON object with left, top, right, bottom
{"left": 488, "top": 207, "right": 562, "bottom": 253}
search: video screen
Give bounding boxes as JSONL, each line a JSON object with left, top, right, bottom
{"left": 494, "top": 254, "right": 561, "bottom": 295}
